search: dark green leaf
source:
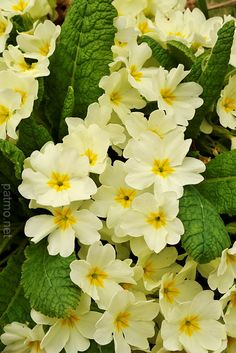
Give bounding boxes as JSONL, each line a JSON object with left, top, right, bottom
{"left": 167, "top": 40, "right": 196, "bottom": 69}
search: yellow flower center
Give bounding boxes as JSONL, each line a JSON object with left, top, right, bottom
{"left": 146, "top": 210, "right": 166, "bottom": 229}
{"left": 162, "top": 279, "right": 179, "bottom": 304}
{"left": 0, "top": 21, "right": 6, "bottom": 35}
{"left": 160, "top": 88, "right": 176, "bottom": 105}
{"left": 19, "top": 60, "right": 36, "bottom": 72}
{"left": 15, "top": 89, "right": 27, "bottom": 107}
{"left": 87, "top": 266, "right": 108, "bottom": 287}
{"left": 110, "top": 91, "right": 122, "bottom": 106}
{"left": 114, "top": 311, "right": 130, "bottom": 332}
{"left": 39, "top": 42, "right": 50, "bottom": 56}
{"left": 230, "top": 293, "right": 236, "bottom": 307}
{"left": 138, "top": 22, "right": 151, "bottom": 34}
{"left": 115, "top": 40, "right": 127, "bottom": 48}
{"left": 168, "top": 31, "right": 185, "bottom": 39}
{"left": 226, "top": 253, "right": 236, "bottom": 264}
{"left": 179, "top": 315, "right": 200, "bottom": 336}
{"left": 47, "top": 172, "right": 71, "bottom": 192}
{"left": 53, "top": 208, "right": 76, "bottom": 230}
{"left": 222, "top": 97, "right": 236, "bottom": 113}
{"left": 114, "top": 187, "right": 136, "bottom": 208}
{"left": 130, "top": 64, "right": 143, "bottom": 82}
{"left": 60, "top": 312, "right": 79, "bottom": 328}
{"left": 83, "top": 149, "right": 98, "bottom": 166}
{"left": 0, "top": 105, "right": 11, "bottom": 125}
{"left": 12, "top": 0, "right": 29, "bottom": 11}
{"left": 152, "top": 159, "right": 174, "bottom": 177}
{"left": 143, "top": 261, "right": 154, "bottom": 279}
{"left": 27, "top": 340, "right": 41, "bottom": 353}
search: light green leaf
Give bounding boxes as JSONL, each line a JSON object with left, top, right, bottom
{"left": 59, "top": 86, "right": 75, "bottom": 140}
{"left": 141, "top": 36, "right": 176, "bottom": 70}
{"left": 186, "top": 20, "right": 235, "bottom": 138}
{"left": 167, "top": 40, "right": 196, "bottom": 69}
{"left": 197, "top": 150, "right": 236, "bottom": 215}
{"left": 178, "top": 186, "right": 230, "bottom": 263}
{"left": 17, "top": 118, "right": 52, "bottom": 157}
{"left": 44, "top": 0, "right": 117, "bottom": 136}
{"left": 22, "top": 240, "right": 80, "bottom": 318}
{"left": 0, "top": 252, "right": 31, "bottom": 345}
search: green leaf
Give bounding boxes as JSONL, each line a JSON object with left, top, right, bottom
{"left": 226, "top": 222, "right": 236, "bottom": 234}
{"left": 0, "top": 139, "right": 25, "bottom": 183}
{"left": 186, "top": 20, "right": 235, "bottom": 138}
{"left": 22, "top": 240, "right": 81, "bottom": 318}
{"left": 185, "top": 51, "right": 210, "bottom": 83}
{"left": 44, "top": 0, "right": 117, "bottom": 137}
{"left": 17, "top": 118, "right": 52, "bottom": 157}
{"left": 86, "top": 341, "right": 115, "bottom": 353}
{"left": 59, "top": 86, "right": 75, "bottom": 140}
{"left": 0, "top": 252, "right": 31, "bottom": 342}
{"left": 178, "top": 186, "right": 230, "bottom": 264}
{"left": 141, "top": 36, "right": 176, "bottom": 70}
{"left": 197, "top": 150, "right": 236, "bottom": 215}
{"left": 197, "top": 0, "right": 209, "bottom": 19}
{"left": 167, "top": 40, "right": 196, "bottom": 69}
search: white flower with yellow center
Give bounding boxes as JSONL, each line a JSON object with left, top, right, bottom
{"left": 0, "top": 0, "right": 36, "bottom": 15}
{"left": 1, "top": 322, "right": 46, "bottom": 353}
{"left": 31, "top": 294, "right": 102, "bottom": 353}
{"left": 24, "top": 202, "right": 102, "bottom": 257}
{"left": 112, "top": 27, "right": 138, "bottom": 58}
{"left": 90, "top": 160, "right": 139, "bottom": 235}
{"left": 94, "top": 290, "right": 159, "bottom": 353}
{"left": 3, "top": 45, "right": 50, "bottom": 78}
{"left": 216, "top": 75, "right": 236, "bottom": 129}
{"left": 0, "top": 13, "right": 13, "bottom": 53}
{"left": 120, "top": 192, "right": 184, "bottom": 253}
{"left": 98, "top": 68, "right": 146, "bottom": 119}
{"left": 0, "top": 70, "right": 38, "bottom": 119}
{"left": 137, "top": 247, "right": 180, "bottom": 291}
{"left": 142, "top": 64, "right": 203, "bottom": 126}
{"left": 208, "top": 242, "right": 236, "bottom": 294}
{"left": 27, "top": 0, "right": 53, "bottom": 20}
{"left": 124, "top": 130, "right": 205, "bottom": 197}
{"left": 159, "top": 272, "right": 202, "bottom": 319}
{"left": 63, "top": 122, "right": 110, "bottom": 174}
{"left": 221, "top": 286, "right": 236, "bottom": 339}
{"left": 18, "top": 142, "right": 97, "bottom": 207}
{"left": 112, "top": 0, "right": 147, "bottom": 17}
{"left": 17, "top": 20, "right": 61, "bottom": 60}
{"left": 0, "top": 89, "right": 22, "bottom": 139}
{"left": 161, "top": 291, "right": 226, "bottom": 353}
{"left": 70, "top": 242, "right": 136, "bottom": 309}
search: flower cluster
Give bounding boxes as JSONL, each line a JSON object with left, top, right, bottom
{"left": 1, "top": 0, "right": 236, "bottom": 353}
{"left": 0, "top": 1, "right": 60, "bottom": 139}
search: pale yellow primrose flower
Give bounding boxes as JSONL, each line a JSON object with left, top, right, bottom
{"left": 0, "top": 12, "right": 13, "bottom": 53}
{"left": 142, "top": 64, "right": 203, "bottom": 126}
{"left": 31, "top": 294, "right": 102, "bottom": 353}
{"left": 221, "top": 286, "right": 236, "bottom": 339}
{"left": 18, "top": 142, "right": 97, "bottom": 207}
{"left": 208, "top": 242, "right": 236, "bottom": 294}
{"left": 217, "top": 75, "right": 236, "bottom": 129}
{"left": 94, "top": 290, "right": 159, "bottom": 353}
{"left": 161, "top": 291, "right": 226, "bottom": 353}
{"left": 0, "top": 89, "right": 22, "bottom": 139}
{"left": 112, "top": 0, "right": 147, "bottom": 17}
{"left": 0, "top": 0, "right": 36, "bottom": 15}
{"left": 120, "top": 192, "right": 184, "bottom": 253}
{"left": 124, "top": 130, "right": 205, "bottom": 198}
{"left": 3, "top": 45, "right": 50, "bottom": 77}
{"left": 16, "top": 20, "right": 61, "bottom": 60}
{"left": 1, "top": 322, "right": 46, "bottom": 353}
{"left": 70, "top": 241, "right": 136, "bottom": 310}
{"left": 24, "top": 202, "right": 102, "bottom": 257}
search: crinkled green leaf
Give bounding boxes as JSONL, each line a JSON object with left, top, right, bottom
{"left": 0, "top": 139, "right": 25, "bottom": 182}
{"left": 0, "top": 252, "right": 31, "bottom": 345}
{"left": 141, "top": 36, "right": 176, "bottom": 70}
{"left": 22, "top": 240, "right": 80, "bottom": 318}
{"left": 17, "top": 119, "right": 52, "bottom": 157}
{"left": 186, "top": 20, "right": 235, "bottom": 138}
{"left": 44, "top": 0, "right": 117, "bottom": 137}
{"left": 178, "top": 186, "right": 230, "bottom": 263}
{"left": 59, "top": 86, "right": 75, "bottom": 140}
{"left": 167, "top": 40, "right": 196, "bottom": 69}
{"left": 197, "top": 150, "right": 236, "bottom": 215}
{"left": 185, "top": 51, "right": 210, "bottom": 82}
